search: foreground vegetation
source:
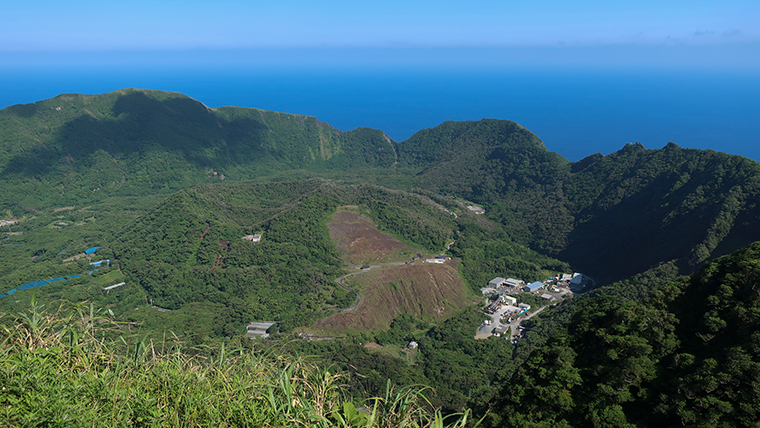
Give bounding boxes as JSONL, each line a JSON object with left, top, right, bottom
{"left": 0, "top": 299, "right": 478, "bottom": 427}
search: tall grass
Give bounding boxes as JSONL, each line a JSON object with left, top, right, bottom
{"left": 0, "top": 300, "right": 479, "bottom": 427}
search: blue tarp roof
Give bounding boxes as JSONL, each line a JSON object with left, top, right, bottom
{"left": 525, "top": 281, "right": 543, "bottom": 291}
{"left": 85, "top": 246, "right": 99, "bottom": 254}
{"left": 0, "top": 261, "right": 112, "bottom": 299}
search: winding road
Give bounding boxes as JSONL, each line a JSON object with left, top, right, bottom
{"left": 333, "top": 237, "right": 457, "bottom": 313}
{"left": 334, "top": 261, "right": 408, "bottom": 312}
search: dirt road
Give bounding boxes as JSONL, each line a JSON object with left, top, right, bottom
{"left": 334, "top": 262, "right": 408, "bottom": 312}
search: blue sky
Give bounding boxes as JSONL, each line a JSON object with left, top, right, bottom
{"left": 1, "top": 1, "right": 758, "bottom": 163}
{"left": 2, "top": 1, "right": 759, "bottom": 68}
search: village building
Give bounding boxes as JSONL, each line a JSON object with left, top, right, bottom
{"left": 246, "top": 321, "right": 276, "bottom": 339}
{"left": 505, "top": 278, "right": 523, "bottom": 287}
{"left": 488, "top": 277, "right": 507, "bottom": 287}
{"left": 242, "top": 233, "right": 262, "bottom": 242}
{"left": 524, "top": 281, "right": 543, "bottom": 293}
{"left": 570, "top": 273, "right": 583, "bottom": 286}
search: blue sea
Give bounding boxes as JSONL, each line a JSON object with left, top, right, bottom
{"left": 1, "top": 64, "right": 758, "bottom": 163}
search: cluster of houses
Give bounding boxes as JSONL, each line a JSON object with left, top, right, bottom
{"left": 483, "top": 272, "right": 585, "bottom": 296}
{"left": 480, "top": 272, "right": 586, "bottom": 320}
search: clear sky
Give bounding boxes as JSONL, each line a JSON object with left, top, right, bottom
{"left": 2, "top": 0, "right": 759, "bottom": 68}
{"left": 1, "top": 1, "right": 759, "bottom": 163}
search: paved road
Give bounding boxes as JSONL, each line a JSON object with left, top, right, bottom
{"left": 475, "top": 304, "right": 549, "bottom": 340}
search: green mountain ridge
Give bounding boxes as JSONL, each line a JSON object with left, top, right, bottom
{"left": 4, "top": 88, "right": 760, "bottom": 287}
{"left": 3, "top": 89, "right": 760, "bottom": 424}
{"left": 0, "top": 89, "right": 396, "bottom": 211}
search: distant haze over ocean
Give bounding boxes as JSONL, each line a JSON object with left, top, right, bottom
{"left": 1, "top": 63, "right": 758, "bottom": 163}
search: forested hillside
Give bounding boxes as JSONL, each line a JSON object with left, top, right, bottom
{"left": 0, "top": 89, "right": 396, "bottom": 213}
{"left": 0, "top": 177, "right": 566, "bottom": 346}
{"left": 395, "top": 120, "right": 760, "bottom": 284}
{"left": 4, "top": 90, "right": 760, "bottom": 287}
{"left": 486, "top": 241, "right": 760, "bottom": 428}
{"left": 3, "top": 90, "right": 760, "bottom": 425}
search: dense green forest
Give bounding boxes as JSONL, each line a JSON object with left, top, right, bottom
{"left": 3, "top": 89, "right": 760, "bottom": 425}
{"left": 485, "top": 241, "right": 760, "bottom": 427}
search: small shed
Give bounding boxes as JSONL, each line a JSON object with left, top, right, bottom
{"left": 524, "top": 282, "right": 543, "bottom": 293}
{"left": 242, "top": 233, "right": 262, "bottom": 242}
{"left": 246, "top": 321, "right": 277, "bottom": 339}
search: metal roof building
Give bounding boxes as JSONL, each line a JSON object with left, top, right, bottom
{"left": 488, "top": 277, "right": 507, "bottom": 287}
{"left": 524, "top": 281, "right": 543, "bottom": 293}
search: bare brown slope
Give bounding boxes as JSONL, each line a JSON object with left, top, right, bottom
{"left": 315, "top": 261, "right": 476, "bottom": 334}
{"left": 327, "top": 209, "right": 415, "bottom": 265}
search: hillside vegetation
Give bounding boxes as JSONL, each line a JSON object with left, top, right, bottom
{"left": 3, "top": 89, "right": 760, "bottom": 425}
{"left": 1, "top": 178, "right": 564, "bottom": 346}
{"left": 4, "top": 89, "right": 759, "bottom": 287}
{"left": 0, "top": 301, "right": 475, "bottom": 427}
{"left": 0, "top": 89, "right": 397, "bottom": 213}
{"left": 486, "top": 240, "right": 760, "bottom": 428}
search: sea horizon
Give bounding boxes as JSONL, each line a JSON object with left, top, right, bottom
{"left": 1, "top": 59, "right": 758, "bottom": 163}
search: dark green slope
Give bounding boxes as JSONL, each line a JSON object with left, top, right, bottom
{"left": 487, "top": 240, "right": 760, "bottom": 428}
{"left": 398, "top": 119, "right": 572, "bottom": 251}
{"left": 396, "top": 119, "right": 760, "bottom": 284}
{"left": 561, "top": 143, "right": 760, "bottom": 283}
{"left": 0, "top": 89, "right": 396, "bottom": 212}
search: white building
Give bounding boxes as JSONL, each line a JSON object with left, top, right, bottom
{"left": 242, "top": 233, "right": 262, "bottom": 242}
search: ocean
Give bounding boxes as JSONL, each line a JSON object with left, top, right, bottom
{"left": 1, "top": 64, "right": 758, "bottom": 163}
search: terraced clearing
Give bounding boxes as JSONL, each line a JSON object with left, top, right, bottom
{"left": 315, "top": 261, "right": 476, "bottom": 334}
{"left": 327, "top": 209, "right": 415, "bottom": 266}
